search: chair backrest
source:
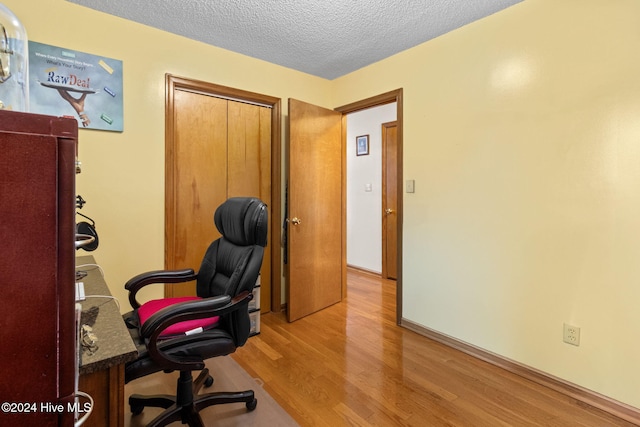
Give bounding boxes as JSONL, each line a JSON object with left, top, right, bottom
{"left": 196, "top": 197, "right": 268, "bottom": 344}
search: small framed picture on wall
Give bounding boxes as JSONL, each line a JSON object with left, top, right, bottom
{"left": 356, "top": 135, "right": 369, "bottom": 156}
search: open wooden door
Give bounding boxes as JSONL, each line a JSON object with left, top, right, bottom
{"left": 382, "top": 121, "right": 398, "bottom": 280}
{"left": 287, "top": 98, "right": 343, "bottom": 322}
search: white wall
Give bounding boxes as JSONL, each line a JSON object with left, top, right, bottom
{"left": 346, "top": 103, "right": 396, "bottom": 273}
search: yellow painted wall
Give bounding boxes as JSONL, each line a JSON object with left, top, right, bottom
{"left": 334, "top": 0, "right": 640, "bottom": 409}
{"left": 6, "top": 0, "right": 640, "bottom": 411}
{"left": 4, "top": 0, "right": 332, "bottom": 312}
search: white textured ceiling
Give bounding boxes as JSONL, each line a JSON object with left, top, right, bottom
{"left": 66, "top": 0, "right": 523, "bottom": 80}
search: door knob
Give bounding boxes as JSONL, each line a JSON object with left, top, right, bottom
{"left": 385, "top": 209, "right": 394, "bottom": 215}
{"left": 291, "top": 217, "right": 302, "bottom": 225}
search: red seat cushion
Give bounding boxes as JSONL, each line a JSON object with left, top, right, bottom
{"left": 137, "top": 297, "right": 220, "bottom": 338}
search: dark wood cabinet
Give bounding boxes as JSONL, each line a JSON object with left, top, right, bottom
{"left": 0, "top": 110, "right": 78, "bottom": 426}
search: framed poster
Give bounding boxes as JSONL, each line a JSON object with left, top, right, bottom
{"left": 356, "top": 134, "right": 369, "bottom": 156}
{"left": 28, "top": 41, "right": 123, "bottom": 132}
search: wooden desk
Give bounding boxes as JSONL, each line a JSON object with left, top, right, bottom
{"left": 76, "top": 256, "right": 138, "bottom": 427}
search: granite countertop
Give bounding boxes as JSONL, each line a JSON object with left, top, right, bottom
{"left": 76, "top": 255, "right": 138, "bottom": 375}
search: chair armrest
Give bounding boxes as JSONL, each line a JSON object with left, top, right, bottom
{"left": 125, "top": 269, "right": 197, "bottom": 309}
{"left": 143, "top": 291, "right": 253, "bottom": 371}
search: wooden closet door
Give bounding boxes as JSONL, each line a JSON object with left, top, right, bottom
{"left": 166, "top": 91, "right": 271, "bottom": 304}
{"left": 167, "top": 90, "right": 228, "bottom": 297}
{"left": 227, "top": 101, "right": 272, "bottom": 309}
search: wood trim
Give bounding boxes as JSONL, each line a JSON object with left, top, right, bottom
{"left": 401, "top": 318, "right": 640, "bottom": 426}
{"left": 335, "top": 89, "right": 401, "bottom": 114}
{"left": 166, "top": 75, "right": 281, "bottom": 107}
{"left": 335, "top": 88, "right": 404, "bottom": 325}
{"left": 270, "top": 100, "right": 282, "bottom": 314}
{"left": 341, "top": 114, "right": 348, "bottom": 300}
{"left": 164, "top": 75, "right": 177, "bottom": 275}
{"left": 165, "top": 74, "right": 282, "bottom": 311}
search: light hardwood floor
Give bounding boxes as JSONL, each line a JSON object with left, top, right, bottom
{"left": 232, "top": 268, "right": 635, "bottom": 426}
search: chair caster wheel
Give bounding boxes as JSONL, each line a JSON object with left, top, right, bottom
{"left": 246, "top": 398, "right": 257, "bottom": 411}
{"left": 204, "top": 375, "right": 214, "bottom": 387}
{"left": 131, "top": 405, "right": 144, "bottom": 416}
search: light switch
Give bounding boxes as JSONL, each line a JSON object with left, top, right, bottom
{"left": 365, "top": 183, "right": 372, "bottom": 192}
{"left": 406, "top": 180, "right": 415, "bottom": 193}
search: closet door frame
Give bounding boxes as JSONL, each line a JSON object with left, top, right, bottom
{"left": 165, "top": 74, "right": 282, "bottom": 312}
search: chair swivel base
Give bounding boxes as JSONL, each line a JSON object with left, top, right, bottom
{"left": 129, "top": 368, "right": 257, "bottom": 427}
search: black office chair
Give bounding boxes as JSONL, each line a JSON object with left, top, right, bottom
{"left": 123, "top": 197, "right": 267, "bottom": 427}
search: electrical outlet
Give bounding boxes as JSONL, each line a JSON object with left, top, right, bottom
{"left": 563, "top": 323, "right": 580, "bottom": 346}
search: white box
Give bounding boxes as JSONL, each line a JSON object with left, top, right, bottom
{"left": 249, "top": 310, "right": 260, "bottom": 336}
{"left": 248, "top": 286, "right": 261, "bottom": 311}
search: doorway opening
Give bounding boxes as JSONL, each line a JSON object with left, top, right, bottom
{"left": 344, "top": 104, "right": 397, "bottom": 278}
{"left": 336, "top": 89, "right": 403, "bottom": 324}
{"left": 285, "top": 91, "right": 402, "bottom": 323}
